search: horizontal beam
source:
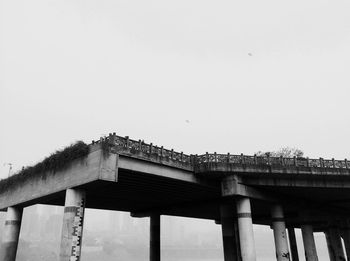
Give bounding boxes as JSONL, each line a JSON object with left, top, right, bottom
{"left": 241, "top": 177, "right": 350, "bottom": 188}
{"left": 118, "top": 155, "right": 215, "bottom": 188}
{"left": 196, "top": 163, "right": 350, "bottom": 177}
{"left": 221, "top": 175, "right": 277, "bottom": 201}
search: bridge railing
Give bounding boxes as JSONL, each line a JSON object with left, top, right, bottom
{"left": 92, "top": 134, "right": 349, "bottom": 170}
{"left": 92, "top": 134, "right": 193, "bottom": 170}
{"left": 196, "top": 153, "right": 350, "bottom": 169}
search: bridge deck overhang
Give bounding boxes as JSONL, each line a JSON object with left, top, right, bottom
{"left": 2, "top": 146, "right": 350, "bottom": 228}
{"left": 0, "top": 147, "right": 221, "bottom": 221}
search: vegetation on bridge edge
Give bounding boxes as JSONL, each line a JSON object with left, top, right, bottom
{"left": 100, "top": 138, "right": 112, "bottom": 157}
{"left": 0, "top": 141, "right": 90, "bottom": 191}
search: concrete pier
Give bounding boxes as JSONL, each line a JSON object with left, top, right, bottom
{"left": 326, "top": 228, "right": 346, "bottom": 261}
{"left": 236, "top": 197, "right": 256, "bottom": 261}
{"left": 341, "top": 228, "right": 350, "bottom": 260}
{"left": 271, "top": 205, "right": 290, "bottom": 261}
{"left": 220, "top": 203, "right": 241, "bottom": 261}
{"left": 150, "top": 214, "right": 161, "bottom": 261}
{"left": 287, "top": 228, "right": 299, "bottom": 261}
{"left": 59, "top": 189, "right": 86, "bottom": 261}
{"left": 301, "top": 225, "right": 318, "bottom": 261}
{"left": 325, "top": 231, "right": 336, "bottom": 261}
{"left": 0, "top": 207, "right": 22, "bottom": 261}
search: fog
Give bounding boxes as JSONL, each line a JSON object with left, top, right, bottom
{"left": 0, "top": 205, "right": 331, "bottom": 261}
{"left": 1, "top": 0, "right": 349, "bottom": 260}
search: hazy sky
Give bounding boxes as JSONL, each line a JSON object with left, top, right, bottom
{"left": 1, "top": 0, "right": 350, "bottom": 178}
{"left": 0, "top": 2, "right": 348, "bottom": 260}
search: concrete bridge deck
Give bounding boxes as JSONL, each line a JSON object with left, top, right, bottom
{"left": 0, "top": 134, "right": 349, "bottom": 225}
{"left": 0, "top": 133, "right": 349, "bottom": 261}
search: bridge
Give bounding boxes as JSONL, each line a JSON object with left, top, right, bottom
{"left": 0, "top": 133, "right": 350, "bottom": 261}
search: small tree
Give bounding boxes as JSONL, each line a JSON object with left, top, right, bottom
{"left": 256, "top": 147, "right": 304, "bottom": 158}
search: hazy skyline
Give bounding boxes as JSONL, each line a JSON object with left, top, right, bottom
{"left": 6, "top": 205, "right": 330, "bottom": 261}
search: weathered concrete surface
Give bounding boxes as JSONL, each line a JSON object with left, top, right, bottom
{"left": 287, "top": 228, "right": 299, "bottom": 261}
{"left": 241, "top": 177, "right": 350, "bottom": 188}
{"left": 1, "top": 136, "right": 350, "bottom": 228}
{"left": 118, "top": 155, "right": 209, "bottom": 185}
{"left": 0, "top": 147, "right": 117, "bottom": 210}
{"left": 325, "top": 231, "right": 336, "bottom": 261}
{"left": 220, "top": 203, "right": 241, "bottom": 261}
{"left": 301, "top": 225, "right": 318, "bottom": 261}
{"left": 0, "top": 207, "right": 22, "bottom": 261}
{"left": 271, "top": 205, "right": 290, "bottom": 261}
{"left": 237, "top": 197, "right": 256, "bottom": 261}
{"left": 326, "top": 228, "right": 346, "bottom": 261}
{"left": 59, "top": 189, "right": 86, "bottom": 261}
{"left": 0, "top": 145, "right": 216, "bottom": 213}
{"left": 341, "top": 227, "right": 350, "bottom": 260}
{"left": 196, "top": 163, "right": 350, "bottom": 177}
{"left": 221, "top": 175, "right": 276, "bottom": 201}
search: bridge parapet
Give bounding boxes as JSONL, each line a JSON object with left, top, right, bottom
{"left": 92, "top": 133, "right": 194, "bottom": 171}
{"left": 196, "top": 153, "right": 349, "bottom": 170}
{"left": 93, "top": 134, "right": 349, "bottom": 174}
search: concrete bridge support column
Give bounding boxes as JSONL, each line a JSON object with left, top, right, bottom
{"left": 325, "top": 229, "right": 346, "bottom": 261}
{"left": 325, "top": 231, "right": 336, "bottom": 261}
{"left": 220, "top": 203, "right": 241, "bottom": 261}
{"left": 287, "top": 228, "right": 299, "bottom": 261}
{"left": 236, "top": 197, "right": 256, "bottom": 261}
{"left": 340, "top": 228, "right": 350, "bottom": 260}
{"left": 150, "top": 214, "right": 160, "bottom": 261}
{"left": 271, "top": 205, "right": 290, "bottom": 261}
{"left": 0, "top": 207, "right": 22, "bottom": 261}
{"left": 59, "top": 188, "right": 86, "bottom": 261}
{"left": 301, "top": 225, "right": 318, "bottom": 261}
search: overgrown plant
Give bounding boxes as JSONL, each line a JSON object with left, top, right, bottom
{"left": 100, "top": 138, "right": 112, "bottom": 157}
{"left": 0, "top": 141, "right": 90, "bottom": 191}
{"left": 256, "top": 147, "right": 304, "bottom": 158}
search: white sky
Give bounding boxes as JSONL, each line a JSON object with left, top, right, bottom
{"left": 1, "top": 0, "right": 350, "bottom": 178}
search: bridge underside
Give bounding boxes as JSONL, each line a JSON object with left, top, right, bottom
{"left": 19, "top": 168, "right": 222, "bottom": 220}
{"left": 15, "top": 171, "right": 350, "bottom": 232}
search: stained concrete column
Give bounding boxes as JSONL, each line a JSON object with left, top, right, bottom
{"left": 301, "top": 225, "right": 318, "bottom": 261}
{"left": 340, "top": 228, "right": 350, "bottom": 260}
{"left": 236, "top": 197, "right": 256, "bottom": 261}
{"left": 325, "top": 231, "right": 336, "bottom": 261}
{"left": 59, "top": 188, "right": 86, "bottom": 261}
{"left": 271, "top": 205, "right": 290, "bottom": 261}
{"left": 0, "top": 207, "right": 22, "bottom": 261}
{"left": 150, "top": 214, "right": 160, "bottom": 261}
{"left": 220, "top": 203, "right": 241, "bottom": 261}
{"left": 287, "top": 228, "right": 299, "bottom": 261}
{"left": 326, "top": 228, "right": 346, "bottom": 261}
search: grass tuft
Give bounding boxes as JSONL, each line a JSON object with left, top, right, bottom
{"left": 0, "top": 141, "right": 90, "bottom": 192}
